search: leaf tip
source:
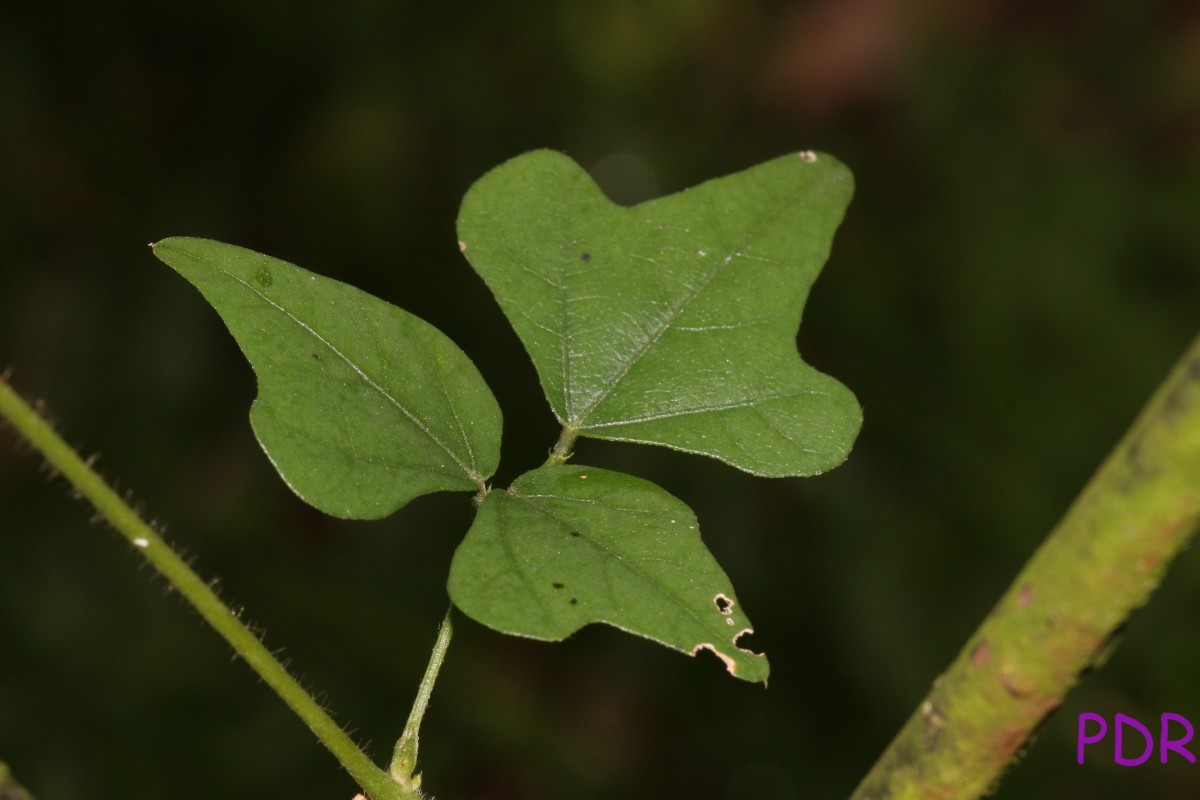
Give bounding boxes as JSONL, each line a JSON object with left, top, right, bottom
{"left": 791, "top": 149, "right": 855, "bottom": 198}
{"left": 148, "top": 236, "right": 189, "bottom": 258}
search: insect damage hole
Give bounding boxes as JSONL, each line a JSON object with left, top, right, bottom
{"left": 714, "top": 593, "right": 734, "bottom": 614}
{"left": 691, "top": 642, "right": 737, "bottom": 675}
{"left": 733, "top": 628, "right": 762, "bottom": 655}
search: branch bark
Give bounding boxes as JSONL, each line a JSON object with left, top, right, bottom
{"left": 0, "top": 379, "right": 414, "bottom": 800}
{"left": 852, "top": 332, "right": 1200, "bottom": 799}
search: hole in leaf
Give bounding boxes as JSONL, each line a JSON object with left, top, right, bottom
{"left": 691, "top": 643, "right": 736, "bottom": 675}
{"left": 580, "top": 252, "right": 591, "bottom": 262}
{"left": 570, "top": 598, "right": 578, "bottom": 605}
{"left": 552, "top": 582, "right": 564, "bottom": 589}
{"left": 714, "top": 593, "right": 734, "bottom": 614}
{"left": 733, "top": 629, "right": 761, "bottom": 655}
{"left": 569, "top": 530, "right": 581, "bottom": 538}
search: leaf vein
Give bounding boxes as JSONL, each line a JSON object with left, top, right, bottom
{"left": 567, "top": 190, "right": 808, "bottom": 426}
{"left": 191, "top": 251, "right": 480, "bottom": 482}
{"left": 507, "top": 490, "right": 715, "bottom": 636}
{"left": 582, "top": 388, "right": 835, "bottom": 430}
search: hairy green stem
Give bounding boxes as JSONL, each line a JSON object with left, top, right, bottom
{"left": 851, "top": 331, "right": 1200, "bottom": 799}
{"left": 0, "top": 761, "right": 36, "bottom": 800}
{"left": 389, "top": 608, "right": 454, "bottom": 793}
{"left": 0, "top": 378, "right": 412, "bottom": 800}
{"left": 544, "top": 425, "right": 579, "bottom": 466}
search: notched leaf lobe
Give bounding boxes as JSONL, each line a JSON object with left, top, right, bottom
{"left": 448, "top": 465, "right": 769, "bottom": 683}
{"left": 458, "top": 149, "right": 862, "bottom": 478}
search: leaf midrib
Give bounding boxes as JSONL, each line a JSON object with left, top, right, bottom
{"left": 581, "top": 386, "right": 838, "bottom": 433}
{"left": 564, "top": 183, "right": 811, "bottom": 429}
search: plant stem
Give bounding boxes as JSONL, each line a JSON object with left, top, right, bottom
{"left": 851, "top": 331, "right": 1200, "bottom": 799}
{"left": 0, "top": 378, "right": 412, "bottom": 800}
{"left": 389, "top": 608, "right": 454, "bottom": 792}
{"left": 544, "top": 425, "right": 579, "bottom": 466}
{"left": 0, "top": 761, "right": 36, "bottom": 800}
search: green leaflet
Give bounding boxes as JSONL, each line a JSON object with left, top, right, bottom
{"left": 458, "top": 149, "right": 861, "bottom": 476}
{"left": 447, "top": 465, "right": 769, "bottom": 683}
{"left": 152, "top": 237, "right": 501, "bottom": 519}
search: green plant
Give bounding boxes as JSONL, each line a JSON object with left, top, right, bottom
{"left": 3, "top": 149, "right": 1199, "bottom": 800}
{"left": 1, "top": 149, "right": 861, "bottom": 799}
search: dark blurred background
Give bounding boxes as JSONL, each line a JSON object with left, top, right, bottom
{"left": 2, "top": 1, "right": 1199, "bottom": 798}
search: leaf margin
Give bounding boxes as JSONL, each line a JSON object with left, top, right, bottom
{"left": 151, "top": 235, "right": 503, "bottom": 519}
{"left": 447, "top": 463, "right": 769, "bottom": 683}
